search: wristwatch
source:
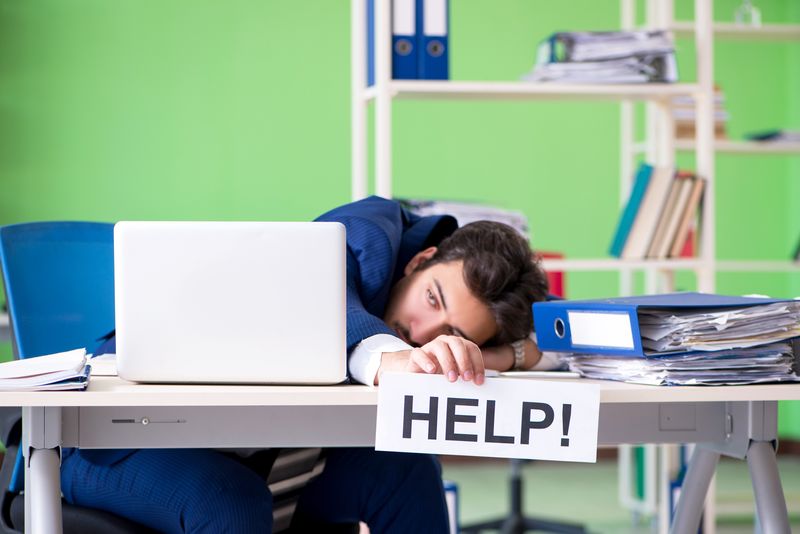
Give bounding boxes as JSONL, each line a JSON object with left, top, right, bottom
{"left": 510, "top": 339, "right": 526, "bottom": 370}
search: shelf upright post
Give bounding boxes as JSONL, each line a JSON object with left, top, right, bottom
{"left": 619, "top": 0, "right": 636, "bottom": 298}
{"left": 374, "top": 0, "right": 393, "bottom": 198}
{"left": 351, "top": 0, "right": 368, "bottom": 200}
{"left": 695, "top": 0, "right": 716, "bottom": 294}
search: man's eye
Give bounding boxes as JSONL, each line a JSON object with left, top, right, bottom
{"left": 426, "top": 289, "right": 437, "bottom": 307}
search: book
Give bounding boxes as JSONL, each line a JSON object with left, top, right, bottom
{"left": 669, "top": 177, "right": 705, "bottom": 258}
{"left": 621, "top": 166, "right": 674, "bottom": 259}
{"left": 652, "top": 173, "right": 696, "bottom": 259}
{"left": 645, "top": 173, "right": 684, "bottom": 258}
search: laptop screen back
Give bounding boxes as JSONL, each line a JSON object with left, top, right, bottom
{"left": 114, "top": 221, "right": 347, "bottom": 384}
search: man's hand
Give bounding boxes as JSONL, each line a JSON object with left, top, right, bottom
{"left": 375, "top": 335, "right": 485, "bottom": 386}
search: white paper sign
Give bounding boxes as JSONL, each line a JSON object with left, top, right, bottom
{"left": 376, "top": 373, "right": 600, "bottom": 462}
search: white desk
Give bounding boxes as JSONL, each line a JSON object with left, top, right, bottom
{"left": 6, "top": 376, "right": 800, "bottom": 534}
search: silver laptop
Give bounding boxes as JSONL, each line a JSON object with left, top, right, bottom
{"left": 114, "top": 221, "right": 347, "bottom": 384}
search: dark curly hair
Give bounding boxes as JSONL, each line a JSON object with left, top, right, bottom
{"left": 416, "top": 221, "right": 549, "bottom": 346}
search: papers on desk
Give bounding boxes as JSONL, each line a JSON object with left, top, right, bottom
{"left": 567, "top": 342, "right": 800, "bottom": 386}
{"left": 0, "top": 348, "right": 91, "bottom": 391}
{"left": 639, "top": 301, "right": 800, "bottom": 353}
{"left": 554, "top": 295, "right": 800, "bottom": 386}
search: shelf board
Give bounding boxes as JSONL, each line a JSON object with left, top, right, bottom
{"left": 540, "top": 258, "right": 704, "bottom": 271}
{"left": 362, "top": 81, "right": 701, "bottom": 102}
{"left": 715, "top": 260, "right": 800, "bottom": 272}
{"left": 540, "top": 259, "right": 800, "bottom": 273}
{"left": 675, "top": 139, "right": 800, "bottom": 154}
{"left": 671, "top": 21, "right": 800, "bottom": 40}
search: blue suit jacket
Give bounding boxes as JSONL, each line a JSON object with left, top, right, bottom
{"left": 83, "top": 196, "right": 456, "bottom": 466}
{"left": 315, "top": 196, "right": 456, "bottom": 353}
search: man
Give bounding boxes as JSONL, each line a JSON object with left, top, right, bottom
{"left": 62, "top": 195, "right": 552, "bottom": 533}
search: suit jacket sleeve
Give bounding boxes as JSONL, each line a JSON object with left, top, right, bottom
{"left": 316, "top": 197, "right": 405, "bottom": 353}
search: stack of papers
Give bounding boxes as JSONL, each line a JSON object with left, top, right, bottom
{"left": 639, "top": 301, "right": 800, "bottom": 353}
{"left": 524, "top": 30, "right": 677, "bottom": 84}
{"left": 0, "top": 348, "right": 91, "bottom": 391}
{"left": 567, "top": 342, "right": 798, "bottom": 386}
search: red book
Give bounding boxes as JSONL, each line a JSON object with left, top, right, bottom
{"left": 537, "top": 251, "right": 566, "bottom": 298}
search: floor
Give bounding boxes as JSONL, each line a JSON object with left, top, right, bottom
{"left": 441, "top": 454, "right": 800, "bottom": 534}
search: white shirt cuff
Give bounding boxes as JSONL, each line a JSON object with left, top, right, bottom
{"left": 349, "top": 334, "right": 413, "bottom": 386}
{"left": 529, "top": 331, "right": 566, "bottom": 371}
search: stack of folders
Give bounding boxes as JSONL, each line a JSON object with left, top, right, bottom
{"left": 609, "top": 163, "right": 705, "bottom": 260}
{"left": 532, "top": 293, "right": 800, "bottom": 386}
{"left": 366, "top": 0, "right": 449, "bottom": 85}
{"left": 0, "top": 348, "right": 91, "bottom": 391}
{"left": 524, "top": 30, "right": 677, "bottom": 83}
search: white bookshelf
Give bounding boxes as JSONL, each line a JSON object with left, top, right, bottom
{"left": 352, "top": 0, "right": 716, "bottom": 293}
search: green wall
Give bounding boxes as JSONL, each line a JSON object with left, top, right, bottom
{"left": 0, "top": 1, "right": 798, "bottom": 428}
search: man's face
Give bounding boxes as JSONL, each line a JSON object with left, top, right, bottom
{"left": 383, "top": 249, "right": 497, "bottom": 348}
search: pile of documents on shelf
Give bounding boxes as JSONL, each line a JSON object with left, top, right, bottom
{"left": 672, "top": 87, "right": 729, "bottom": 139}
{"left": 400, "top": 198, "right": 530, "bottom": 237}
{"left": 0, "top": 348, "right": 91, "bottom": 391}
{"left": 533, "top": 293, "right": 800, "bottom": 386}
{"left": 524, "top": 30, "right": 677, "bottom": 83}
{"left": 609, "top": 163, "right": 704, "bottom": 260}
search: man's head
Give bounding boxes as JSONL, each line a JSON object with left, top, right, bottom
{"left": 383, "top": 221, "right": 549, "bottom": 348}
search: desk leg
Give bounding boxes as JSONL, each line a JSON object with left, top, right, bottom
{"left": 670, "top": 447, "right": 719, "bottom": 534}
{"left": 26, "top": 448, "right": 63, "bottom": 534}
{"left": 22, "top": 407, "right": 63, "bottom": 534}
{"left": 747, "top": 441, "right": 790, "bottom": 534}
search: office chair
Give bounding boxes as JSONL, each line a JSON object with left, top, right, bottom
{"left": 459, "top": 459, "right": 587, "bottom": 534}
{"left": 0, "top": 221, "right": 153, "bottom": 533}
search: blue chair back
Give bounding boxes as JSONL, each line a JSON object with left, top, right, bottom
{"left": 0, "top": 221, "right": 115, "bottom": 493}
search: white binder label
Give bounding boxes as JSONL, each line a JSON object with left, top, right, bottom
{"left": 568, "top": 311, "right": 635, "bottom": 349}
{"left": 392, "top": 0, "right": 415, "bottom": 35}
{"left": 376, "top": 373, "right": 599, "bottom": 463}
{"left": 424, "top": 0, "right": 447, "bottom": 36}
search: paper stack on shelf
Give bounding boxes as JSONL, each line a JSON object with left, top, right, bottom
{"left": 0, "top": 348, "right": 91, "bottom": 391}
{"left": 524, "top": 30, "right": 677, "bottom": 84}
{"left": 552, "top": 296, "right": 800, "bottom": 386}
{"left": 672, "top": 88, "right": 729, "bottom": 139}
{"left": 399, "top": 198, "right": 530, "bottom": 238}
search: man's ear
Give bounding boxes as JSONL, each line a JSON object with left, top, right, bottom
{"left": 404, "top": 247, "right": 437, "bottom": 275}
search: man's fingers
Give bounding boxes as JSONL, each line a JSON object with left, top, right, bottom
{"left": 407, "top": 348, "right": 438, "bottom": 374}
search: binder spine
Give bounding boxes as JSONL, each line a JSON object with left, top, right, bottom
{"left": 533, "top": 303, "right": 643, "bottom": 356}
{"left": 392, "top": 0, "right": 418, "bottom": 79}
{"left": 417, "top": 0, "right": 449, "bottom": 80}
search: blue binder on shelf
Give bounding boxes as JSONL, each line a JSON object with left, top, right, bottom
{"left": 533, "top": 292, "right": 797, "bottom": 357}
{"left": 417, "top": 0, "right": 449, "bottom": 79}
{"left": 368, "top": 0, "right": 418, "bottom": 86}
